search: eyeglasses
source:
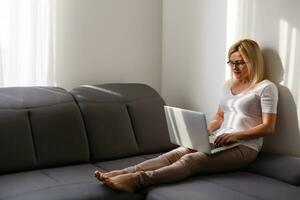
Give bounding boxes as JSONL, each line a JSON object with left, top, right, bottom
{"left": 227, "top": 60, "right": 247, "bottom": 69}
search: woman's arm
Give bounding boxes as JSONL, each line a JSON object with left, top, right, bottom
{"left": 214, "top": 113, "right": 277, "bottom": 145}
{"left": 207, "top": 106, "right": 224, "bottom": 134}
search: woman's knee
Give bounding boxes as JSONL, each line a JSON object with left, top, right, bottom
{"left": 161, "top": 147, "right": 194, "bottom": 164}
{"left": 179, "top": 153, "right": 201, "bottom": 168}
{"left": 179, "top": 152, "right": 209, "bottom": 174}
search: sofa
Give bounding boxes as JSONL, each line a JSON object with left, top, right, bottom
{"left": 0, "top": 83, "right": 299, "bottom": 200}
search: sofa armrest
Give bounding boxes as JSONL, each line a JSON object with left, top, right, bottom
{"left": 246, "top": 152, "right": 300, "bottom": 185}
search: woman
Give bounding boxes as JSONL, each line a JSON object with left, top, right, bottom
{"left": 94, "top": 39, "right": 278, "bottom": 192}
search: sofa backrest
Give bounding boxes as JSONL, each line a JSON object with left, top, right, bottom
{"left": 246, "top": 152, "right": 300, "bottom": 186}
{"left": 0, "top": 87, "right": 89, "bottom": 174}
{"left": 71, "top": 83, "right": 176, "bottom": 162}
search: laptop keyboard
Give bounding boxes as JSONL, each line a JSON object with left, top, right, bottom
{"left": 209, "top": 135, "right": 223, "bottom": 149}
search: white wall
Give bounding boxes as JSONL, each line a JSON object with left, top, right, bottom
{"left": 162, "top": 0, "right": 227, "bottom": 120}
{"left": 55, "top": 0, "right": 162, "bottom": 92}
{"left": 162, "top": 0, "right": 300, "bottom": 156}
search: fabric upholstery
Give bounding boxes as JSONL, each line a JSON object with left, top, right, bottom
{"left": 0, "top": 164, "right": 143, "bottom": 200}
{"left": 71, "top": 84, "right": 176, "bottom": 162}
{"left": 146, "top": 172, "right": 300, "bottom": 200}
{"left": 29, "top": 103, "right": 89, "bottom": 168}
{"left": 95, "top": 155, "right": 148, "bottom": 172}
{"left": 70, "top": 84, "right": 160, "bottom": 103}
{"left": 0, "top": 110, "right": 36, "bottom": 174}
{"left": 0, "top": 170, "right": 58, "bottom": 199}
{"left": 146, "top": 176, "right": 256, "bottom": 200}
{"left": 0, "top": 87, "right": 73, "bottom": 108}
{"left": 200, "top": 172, "right": 300, "bottom": 200}
{"left": 0, "top": 87, "right": 89, "bottom": 172}
{"left": 246, "top": 152, "right": 300, "bottom": 185}
{"left": 40, "top": 164, "right": 101, "bottom": 184}
{"left": 6, "top": 183, "right": 143, "bottom": 200}
{"left": 76, "top": 102, "right": 139, "bottom": 161}
{"left": 126, "top": 97, "right": 176, "bottom": 154}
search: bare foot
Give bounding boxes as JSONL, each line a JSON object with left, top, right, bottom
{"left": 100, "top": 169, "right": 128, "bottom": 179}
{"left": 94, "top": 170, "right": 106, "bottom": 182}
{"left": 104, "top": 173, "right": 138, "bottom": 193}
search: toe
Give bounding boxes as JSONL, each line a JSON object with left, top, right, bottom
{"left": 95, "top": 171, "right": 106, "bottom": 182}
{"left": 100, "top": 173, "right": 106, "bottom": 180}
{"left": 94, "top": 170, "right": 100, "bottom": 177}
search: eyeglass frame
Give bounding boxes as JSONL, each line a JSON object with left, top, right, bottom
{"left": 227, "top": 60, "right": 248, "bottom": 69}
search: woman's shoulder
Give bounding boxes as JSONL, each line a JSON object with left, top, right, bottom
{"left": 257, "top": 79, "right": 277, "bottom": 88}
{"left": 255, "top": 79, "right": 278, "bottom": 95}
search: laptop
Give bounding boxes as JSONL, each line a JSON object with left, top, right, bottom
{"left": 164, "top": 106, "right": 241, "bottom": 154}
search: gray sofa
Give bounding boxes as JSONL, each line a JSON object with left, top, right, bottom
{"left": 0, "top": 83, "right": 299, "bottom": 200}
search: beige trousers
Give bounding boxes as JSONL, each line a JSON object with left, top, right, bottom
{"left": 124, "top": 145, "right": 258, "bottom": 188}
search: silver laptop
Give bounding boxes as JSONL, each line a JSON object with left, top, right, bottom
{"left": 164, "top": 106, "right": 240, "bottom": 154}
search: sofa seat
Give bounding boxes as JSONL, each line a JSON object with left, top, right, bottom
{"left": 0, "top": 164, "right": 142, "bottom": 200}
{"left": 94, "top": 153, "right": 164, "bottom": 172}
{"left": 146, "top": 177, "right": 256, "bottom": 200}
{"left": 201, "top": 172, "right": 300, "bottom": 200}
{"left": 145, "top": 171, "right": 300, "bottom": 200}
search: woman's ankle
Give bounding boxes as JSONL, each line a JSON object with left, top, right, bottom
{"left": 134, "top": 171, "right": 154, "bottom": 189}
{"left": 124, "top": 166, "right": 138, "bottom": 173}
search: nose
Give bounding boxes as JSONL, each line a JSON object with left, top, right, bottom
{"left": 232, "top": 65, "right": 241, "bottom": 70}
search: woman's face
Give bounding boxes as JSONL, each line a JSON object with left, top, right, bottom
{"left": 228, "top": 51, "right": 249, "bottom": 81}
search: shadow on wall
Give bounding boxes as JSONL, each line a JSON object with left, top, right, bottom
{"left": 261, "top": 48, "right": 300, "bottom": 156}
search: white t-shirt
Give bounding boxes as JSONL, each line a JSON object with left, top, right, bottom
{"left": 216, "top": 79, "right": 278, "bottom": 152}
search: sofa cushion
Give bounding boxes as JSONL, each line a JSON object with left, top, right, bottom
{"left": 0, "top": 87, "right": 90, "bottom": 170}
{"left": 71, "top": 84, "right": 176, "bottom": 162}
{"left": 0, "top": 87, "right": 73, "bottom": 108}
{"left": 127, "top": 97, "right": 177, "bottom": 154}
{"left": 70, "top": 84, "right": 160, "bottom": 103}
{"left": 95, "top": 153, "right": 165, "bottom": 173}
{"left": 201, "top": 172, "right": 300, "bottom": 200}
{"left": 0, "top": 164, "right": 143, "bottom": 200}
{"left": 6, "top": 182, "right": 144, "bottom": 200}
{"left": 146, "top": 172, "right": 300, "bottom": 200}
{"left": 146, "top": 176, "right": 256, "bottom": 200}
{"left": 0, "top": 170, "right": 58, "bottom": 199}
{"left": 0, "top": 110, "right": 36, "bottom": 174}
{"left": 95, "top": 155, "right": 148, "bottom": 172}
{"left": 40, "top": 164, "right": 101, "bottom": 184}
{"left": 29, "top": 103, "right": 90, "bottom": 168}
{"left": 76, "top": 102, "right": 139, "bottom": 161}
{"left": 246, "top": 153, "right": 300, "bottom": 185}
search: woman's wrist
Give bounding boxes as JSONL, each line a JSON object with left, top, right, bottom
{"left": 235, "top": 132, "right": 245, "bottom": 140}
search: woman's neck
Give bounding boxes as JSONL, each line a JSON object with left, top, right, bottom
{"left": 234, "top": 79, "right": 250, "bottom": 86}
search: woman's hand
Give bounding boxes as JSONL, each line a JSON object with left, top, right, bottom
{"left": 214, "top": 133, "right": 241, "bottom": 146}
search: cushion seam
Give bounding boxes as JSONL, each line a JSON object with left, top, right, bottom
{"left": 27, "top": 111, "right": 38, "bottom": 167}
{"left": 3, "top": 181, "right": 96, "bottom": 200}
{"left": 126, "top": 104, "right": 140, "bottom": 152}
{"left": 201, "top": 178, "right": 264, "bottom": 200}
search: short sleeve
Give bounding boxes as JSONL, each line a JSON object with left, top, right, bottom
{"left": 260, "top": 83, "right": 278, "bottom": 114}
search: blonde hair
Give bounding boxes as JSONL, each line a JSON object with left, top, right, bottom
{"left": 228, "top": 39, "right": 265, "bottom": 88}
